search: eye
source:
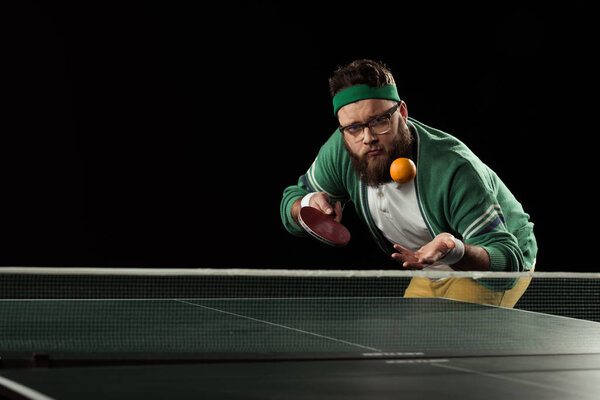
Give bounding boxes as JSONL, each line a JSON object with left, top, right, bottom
{"left": 345, "top": 124, "right": 363, "bottom": 135}
{"left": 369, "top": 116, "right": 388, "bottom": 127}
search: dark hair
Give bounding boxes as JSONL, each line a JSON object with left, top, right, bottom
{"left": 328, "top": 59, "right": 396, "bottom": 98}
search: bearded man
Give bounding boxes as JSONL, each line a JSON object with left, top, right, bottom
{"left": 280, "top": 59, "right": 537, "bottom": 307}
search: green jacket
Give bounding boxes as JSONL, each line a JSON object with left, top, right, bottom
{"left": 280, "top": 118, "right": 537, "bottom": 289}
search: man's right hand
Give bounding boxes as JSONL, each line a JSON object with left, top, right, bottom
{"left": 292, "top": 192, "right": 343, "bottom": 227}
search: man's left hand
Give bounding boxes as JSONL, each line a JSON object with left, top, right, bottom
{"left": 391, "top": 233, "right": 457, "bottom": 269}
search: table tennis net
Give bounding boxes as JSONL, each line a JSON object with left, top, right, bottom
{"left": 0, "top": 268, "right": 599, "bottom": 360}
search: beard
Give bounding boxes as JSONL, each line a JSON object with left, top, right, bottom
{"left": 344, "top": 123, "right": 413, "bottom": 187}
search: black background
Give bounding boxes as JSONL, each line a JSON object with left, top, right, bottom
{"left": 3, "top": 2, "right": 597, "bottom": 271}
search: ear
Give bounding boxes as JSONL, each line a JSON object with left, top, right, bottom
{"left": 398, "top": 101, "right": 408, "bottom": 122}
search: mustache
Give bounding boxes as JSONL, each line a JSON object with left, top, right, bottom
{"left": 362, "top": 146, "right": 383, "bottom": 155}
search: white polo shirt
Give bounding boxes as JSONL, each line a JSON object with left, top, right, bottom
{"left": 367, "top": 181, "right": 453, "bottom": 271}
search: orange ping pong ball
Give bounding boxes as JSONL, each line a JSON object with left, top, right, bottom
{"left": 390, "top": 158, "right": 417, "bottom": 184}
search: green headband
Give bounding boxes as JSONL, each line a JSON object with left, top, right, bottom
{"left": 332, "top": 84, "right": 401, "bottom": 116}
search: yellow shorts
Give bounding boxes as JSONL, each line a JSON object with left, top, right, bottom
{"left": 404, "top": 265, "right": 535, "bottom": 308}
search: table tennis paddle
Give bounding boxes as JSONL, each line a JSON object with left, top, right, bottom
{"left": 298, "top": 206, "right": 351, "bottom": 247}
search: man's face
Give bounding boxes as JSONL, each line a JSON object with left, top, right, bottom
{"left": 338, "top": 99, "right": 412, "bottom": 186}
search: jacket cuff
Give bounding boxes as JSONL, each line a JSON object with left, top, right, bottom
{"left": 283, "top": 195, "right": 308, "bottom": 237}
{"left": 483, "top": 246, "right": 513, "bottom": 272}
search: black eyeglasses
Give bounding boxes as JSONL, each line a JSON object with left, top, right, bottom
{"left": 338, "top": 104, "right": 399, "bottom": 142}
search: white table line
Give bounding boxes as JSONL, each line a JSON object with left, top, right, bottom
{"left": 174, "top": 299, "right": 382, "bottom": 352}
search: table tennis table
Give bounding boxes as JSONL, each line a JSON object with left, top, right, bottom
{"left": 0, "top": 269, "right": 599, "bottom": 399}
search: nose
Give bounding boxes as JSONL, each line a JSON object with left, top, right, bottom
{"left": 362, "top": 127, "right": 378, "bottom": 145}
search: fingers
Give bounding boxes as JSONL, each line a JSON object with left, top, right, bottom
{"left": 333, "top": 201, "right": 343, "bottom": 223}
{"left": 392, "top": 244, "right": 412, "bottom": 262}
{"left": 310, "top": 192, "right": 333, "bottom": 214}
{"left": 309, "top": 193, "right": 343, "bottom": 222}
{"left": 393, "top": 243, "right": 411, "bottom": 254}
{"left": 392, "top": 244, "right": 428, "bottom": 269}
